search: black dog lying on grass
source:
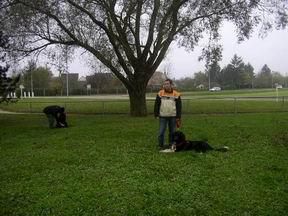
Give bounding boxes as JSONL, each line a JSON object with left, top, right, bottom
{"left": 160, "top": 131, "right": 229, "bottom": 153}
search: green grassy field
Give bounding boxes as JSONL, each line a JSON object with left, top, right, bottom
{"left": 180, "top": 88, "right": 288, "bottom": 98}
{"left": 1, "top": 112, "right": 287, "bottom": 215}
{"left": 1, "top": 88, "right": 288, "bottom": 114}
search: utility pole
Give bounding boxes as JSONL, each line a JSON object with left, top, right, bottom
{"left": 30, "top": 69, "right": 33, "bottom": 97}
{"left": 65, "top": 46, "right": 69, "bottom": 97}
{"left": 29, "top": 60, "right": 35, "bottom": 97}
{"left": 208, "top": 70, "right": 211, "bottom": 90}
{"left": 271, "top": 72, "right": 274, "bottom": 89}
{"left": 66, "top": 71, "right": 69, "bottom": 97}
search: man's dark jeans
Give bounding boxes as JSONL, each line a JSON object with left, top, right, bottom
{"left": 158, "top": 117, "right": 176, "bottom": 148}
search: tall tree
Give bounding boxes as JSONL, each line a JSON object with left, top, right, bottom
{"left": 206, "top": 61, "right": 221, "bottom": 89}
{"left": 193, "top": 71, "right": 208, "bottom": 88}
{"left": 255, "top": 64, "right": 272, "bottom": 88}
{"left": 1, "top": 0, "right": 287, "bottom": 115}
{"left": 271, "top": 71, "right": 285, "bottom": 87}
{"left": 230, "top": 54, "right": 245, "bottom": 88}
{"left": 219, "top": 54, "right": 244, "bottom": 89}
{"left": 243, "top": 63, "right": 254, "bottom": 88}
{"left": 220, "top": 64, "right": 233, "bottom": 89}
{"left": 21, "top": 61, "right": 53, "bottom": 94}
{"left": 175, "top": 77, "right": 195, "bottom": 90}
{"left": 21, "top": 60, "right": 36, "bottom": 93}
{"left": 0, "top": 31, "right": 19, "bottom": 103}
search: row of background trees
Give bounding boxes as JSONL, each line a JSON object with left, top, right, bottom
{"left": 175, "top": 55, "right": 287, "bottom": 90}
{"left": 16, "top": 53, "right": 287, "bottom": 97}
{"left": 19, "top": 60, "right": 126, "bottom": 96}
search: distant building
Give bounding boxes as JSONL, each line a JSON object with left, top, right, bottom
{"left": 60, "top": 73, "right": 79, "bottom": 94}
{"left": 86, "top": 73, "right": 125, "bottom": 94}
{"left": 148, "top": 71, "right": 167, "bottom": 90}
{"left": 86, "top": 73, "right": 114, "bottom": 89}
{"left": 196, "top": 84, "right": 205, "bottom": 89}
{"left": 78, "top": 76, "right": 87, "bottom": 88}
{"left": 60, "top": 73, "right": 79, "bottom": 84}
{"left": 78, "top": 76, "right": 86, "bottom": 82}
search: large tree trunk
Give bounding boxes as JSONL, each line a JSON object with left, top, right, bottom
{"left": 127, "top": 80, "right": 148, "bottom": 117}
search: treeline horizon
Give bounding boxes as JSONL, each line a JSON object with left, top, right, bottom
{"left": 11, "top": 53, "right": 288, "bottom": 97}
{"left": 174, "top": 54, "right": 288, "bottom": 90}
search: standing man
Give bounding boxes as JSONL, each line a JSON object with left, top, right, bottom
{"left": 43, "top": 105, "right": 68, "bottom": 128}
{"left": 154, "top": 79, "right": 182, "bottom": 149}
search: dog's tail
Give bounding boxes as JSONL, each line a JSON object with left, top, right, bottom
{"left": 214, "top": 146, "right": 229, "bottom": 152}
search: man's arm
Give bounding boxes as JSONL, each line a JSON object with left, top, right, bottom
{"left": 176, "top": 96, "right": 182, "bottom": 119}
{"left": 154, "top": 94, "right": 161, "bottom": 118}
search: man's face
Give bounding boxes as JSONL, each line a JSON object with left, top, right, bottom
{"left": 163, "top": 81, "right": 172, "bottom": 92}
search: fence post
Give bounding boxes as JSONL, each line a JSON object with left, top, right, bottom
{"left": 102, "top": 101, "right": 105, "bottom": 115}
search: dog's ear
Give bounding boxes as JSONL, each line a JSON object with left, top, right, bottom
{"left": 179, "top": 131, "right": 186, "bottom": 140}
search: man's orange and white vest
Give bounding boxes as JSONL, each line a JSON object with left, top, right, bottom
{"left": 154, "top": 89, "right": 181, "bottom": 118}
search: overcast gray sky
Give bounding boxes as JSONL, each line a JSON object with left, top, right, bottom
{"left": 159, "top": 22, "right": 288, "bottom": 79}
{"left": 68, "top": 22, "right": 288, "bottom": 79}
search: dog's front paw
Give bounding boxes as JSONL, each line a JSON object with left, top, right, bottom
{"left": 171, "top": 144, "right": 176, "bottom": 151}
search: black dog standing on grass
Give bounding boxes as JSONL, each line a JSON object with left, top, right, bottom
{"left": 43, "top": 105, "right": 68, "bottom": 128}
{"left": 171, "top": 131, "right": 229, "bottom": 153}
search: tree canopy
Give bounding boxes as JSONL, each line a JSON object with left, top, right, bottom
{"left": 21, "top": 60, "right": 53, "bottom": 92}
{"left": 1, "top": 0, "right": 287, "bottom": 115}
{"left": 0, "top": 31, "right": 19, "bottom": 103}
{"left": 219, "top": 54, "right": 254, "bottom": 89}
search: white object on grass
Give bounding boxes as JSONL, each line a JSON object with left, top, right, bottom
{"left": 159, "top": 149, "right": 175, "bottom": 153}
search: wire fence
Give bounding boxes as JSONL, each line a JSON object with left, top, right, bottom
{"left": 1, "top": 96, "right": 288, "bottom": 115}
